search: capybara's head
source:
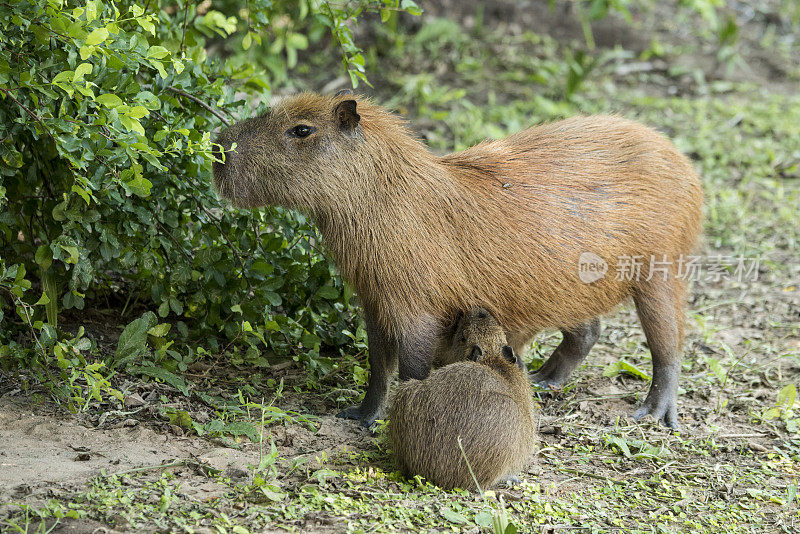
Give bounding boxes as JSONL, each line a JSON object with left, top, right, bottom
{"left": 212, "top": 92, "right": 363, "bottom": 210}
{"left": 449, "top": 306, "right": 508, "bottom": 363}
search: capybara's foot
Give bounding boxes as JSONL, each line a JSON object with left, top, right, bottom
{"left": 497, "top": 474, "right": 523, "bottom": 487}
{"left": 336, "top": 405, "right": 381, "bottom": 427}
{"left": 632, "top": 390, "right": 679, "bottom": 429}
{"left": 529, "top": 319, "right": 600, "bottom": 389}
{"left": 529, "top": 367, "right": 568, "bottom": 389}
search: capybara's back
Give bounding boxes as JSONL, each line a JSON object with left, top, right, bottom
{"left": 389, "top": 346, "right": 536, "bottom": 490}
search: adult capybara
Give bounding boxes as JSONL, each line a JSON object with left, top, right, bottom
{"left": 212, "top": 92, "right": 704, "bottom": 429}
{"left": 390, "top": 340, "right": 536, "bottom": 490}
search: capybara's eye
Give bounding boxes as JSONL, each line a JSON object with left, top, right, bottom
{"left": 461, "top": 335, "right": 467, "bottom": 343}
{"left": 287, "top": 124, "right": 316, "bottom": 138}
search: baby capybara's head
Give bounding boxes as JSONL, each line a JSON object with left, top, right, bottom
{"left": 468, "top": 344, "right": 519, "bottom": 368}
{"left": 450, "top": 306, "right": 509, "bottom": 363}
{"left": 212, "top": 92, "right": 362, "bottom": 210}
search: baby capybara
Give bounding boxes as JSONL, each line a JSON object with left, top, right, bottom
{"left": 432, "top": 306, "right": 510, "bottom": 369}
{"left": 212, "top": 92, "right": 704, "bottom": 429}
{"left": 390, "top": 331, "right": 536, "bottom": 489}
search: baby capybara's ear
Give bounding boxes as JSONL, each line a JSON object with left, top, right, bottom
{"left": 335, "top": 100, "right": 360, "bottom": 130}
{"left": 468, "top": 345, "right": 483, "bottom": 362}
{"left": 501, "top": 345, "right": 516, "bottom": 365}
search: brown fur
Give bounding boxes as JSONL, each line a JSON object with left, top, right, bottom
{"left": 389, "top": 340, "right": 536, "bottom": 489}
{"left": 213, "top": 92, "right": 704, "bottom": 427}
{"left": 433, "top": 306, "right": 508, "bottom": 369}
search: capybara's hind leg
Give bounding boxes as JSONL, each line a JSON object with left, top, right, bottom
{"left": 530, "top": 318, "right": 601, "bottom": 387}
{"left": 632, "top": 278, "right": 686, "bottom": 429}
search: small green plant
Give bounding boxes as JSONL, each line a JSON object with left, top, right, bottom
{"left": 762, "top": 383, "right": 797, "bottom": 423}
{"left": 457, "top": 437, "right": 520, "bottom": 534}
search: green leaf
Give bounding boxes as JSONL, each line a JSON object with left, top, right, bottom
{"left": 35, "top": 245, "right": 53, "bottom": 271}
{"left": 264, "top": 291, "right": 282, "bottom": 307}
{"left": 400, "top": 0, "right": 423, "bottom": 16}
{"left": 707, "top": 357, "right": 726, "bottom": 383}
{"left": 147, "top": 323, "right": 171, "bottom": 337}
{"left": 221, "top": 421, "right": 259, "bottom": 441}
{"left": 474, "top": 511, "right": 493, "bottom": 527}
{"left": 137, "top": 17, "right": 155, "bottom": 35}
{"left": 603, "top": 359, "right": 651, "bottom": 381}
{"left": 146, "top": 45, "right": 169, "bottom": 59}
{"left": 115, "top": 312, "right": 157, "bottom": 367}
{"left": 125, "top": 175, "right": 152, "bottom": 197}
{"left": 73, "top": 62, "right": 93, "bottom": 81}
{"left": 169, "top": 296, "right": 183, "bottom": 315}
{"left": 149, "top": 59, "right": 167, "bottom": 79}
{"left": 39, "top": 325, "right": 57, "bottom": 348}
{"left": 96, "top": 93, "right": 124, "bottom": 108}
{"left": 777, "top": 384, "right": 797, "bottom": 410}
{"left": 133, "top": 364, "right": 189, "bottom": 395}
{"left": 85, "top": 0, "right": 101, "bottom": 23}
{"left": 52, "top": 71, "right": 74, "bottom": 85}
{"left": 79, "top": 45, "right": 94, "bottom": 60}
{"left": 441, "top": 508, "right": 467, "bottom": 524}
{"left": 316, "top": 285, "right": 339, "bottom": 299}
{"left": 71, "top": 184, "right": 91, "bottom": 205}
{"left": 127, "top": 106, "right": 149, "bottom": 119}
{"left": 606, "top": 435, "right": 632, "bottom": 458}
{"left": 119, "top": 115, "right": 145, "bottom": 135}
{"left": 59, "top": 245, "right": 80, "bottom": 264}
{"left": 85, "top": 27, "right": 108, "bottom": 46}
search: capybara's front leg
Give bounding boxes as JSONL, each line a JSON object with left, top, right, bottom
{"left": 530, "top": 318, "right": 601, "bottom": 387}
{"left": 337, "top": 310, "right": 398, "bottom": 427}
{"left": 398, "top": 314, "right": 440, "bottom": 381}
{"left": 632, "top": 279, "right": 684, "bottom": 429}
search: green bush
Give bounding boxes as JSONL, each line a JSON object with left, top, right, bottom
{"left": 0, "top": 0, "right": 419, "bottom": 400}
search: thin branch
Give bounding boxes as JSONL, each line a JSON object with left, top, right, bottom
{"left": 0, "top": 286, "right": 47, "bottom": 360}
{"left": 0, "top": 86, "right": 49, "bottom": 132}
{"left": 180, "top": 1, "right": 190, "bottom": 54}
{"left": 156, "top": 221, "right": 193, "bottom": 263}
{"left": 197, "top": 203, "right": 261, "bottom": 306}
{"left": 166, "top": 85, "right": 231, "bottom": 127}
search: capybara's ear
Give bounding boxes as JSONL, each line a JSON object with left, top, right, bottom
{"left": 501, "top": 345, "right": 516, "bottom": 365}
{"left": 453, "top": 309, "right": 465, "bottom": 329}
{"left": 335, "top": 100, "right": 360, "bottom": 130}
{"left": 469, "top": 345, "right": 482, "bottom": 362}
{"left": 449, "top": 309, "right": 465, "bottom": 340}
{"left": 335, "top": 89, "right": 353, "bottom": 96}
